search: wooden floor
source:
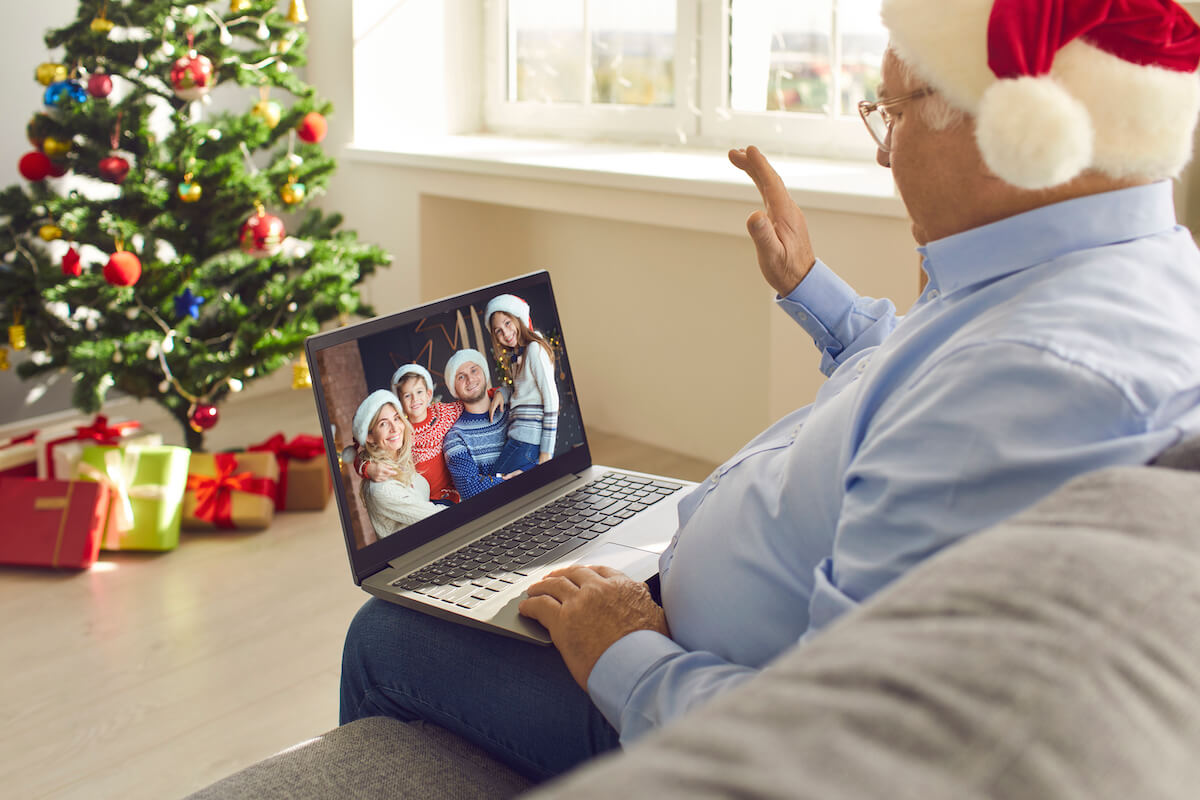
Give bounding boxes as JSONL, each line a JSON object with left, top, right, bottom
{"left": 0, "top": 388, "right": 717, "bottom": 800}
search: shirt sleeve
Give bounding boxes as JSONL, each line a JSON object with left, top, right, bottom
{"left": 587, "top": 631, "right": 758, "bottom": 744}
{"left": 778, "top": 259, "right": 900, "bottom": 376}
{"left": 526, "top": 344, "right": 559, "bottom": 455}
{"left": 805, "top": 339, "right": 1169, "bottom": 637}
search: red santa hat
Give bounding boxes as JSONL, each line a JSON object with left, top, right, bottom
{"left": 881, "top": 0, "right": 1200, "bottom": 189}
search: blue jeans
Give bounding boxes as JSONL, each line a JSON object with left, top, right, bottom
{"left": 493, "top": 438, "right": 540, "bottom": 475}
{"left": 339, "top": 598, "right": 620, "bottom": 782}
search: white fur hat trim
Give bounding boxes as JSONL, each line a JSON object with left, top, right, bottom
{"left": 443, "top": 349, "right": 490, "bottom": 399}
{"left": 485, "top": 294, "right": 531, "bottom": 329}
{"left": 353, "top": 389, "right": 402, "bottom": 447}
{"left": 976, "top": 76, "right": 1093, "bottom": 189}
{"left": 391, "top": 363, "right": 434, "bottom": 393}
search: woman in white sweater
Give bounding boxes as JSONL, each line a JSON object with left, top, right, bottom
{"left": 353, "top": 389, "right": 443, "bottom": 539}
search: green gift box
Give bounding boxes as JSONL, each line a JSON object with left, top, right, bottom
{"left": 76, "top": 444, "right": 191, "bottom": 551}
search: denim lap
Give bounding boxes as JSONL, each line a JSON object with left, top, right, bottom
{"left": 340, "top": 597, "right": 620, "bottom": 782}
{"left": 493, "top": 439, "right": 540, "bottom": 474}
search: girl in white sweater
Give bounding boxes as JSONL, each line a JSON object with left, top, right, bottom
{"left": 485, "top": 294, "right": 560, "bottom": 474}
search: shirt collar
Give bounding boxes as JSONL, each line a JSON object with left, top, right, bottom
{"left": 917, "top": 181, "right": 1179, "bottom": 297}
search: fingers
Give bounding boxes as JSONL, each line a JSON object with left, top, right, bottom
{"left": 518, "top": 592, "right": 560, "bottom": 624}
{"left": 730, "top": 146, "right": 789, "bottom": 219}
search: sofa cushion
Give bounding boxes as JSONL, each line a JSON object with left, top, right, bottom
{"left": 184, "top": 716, "right": 531, "bottom": 800}
{"left": 530, "top": 464, "right": 1200, "bottom": 799}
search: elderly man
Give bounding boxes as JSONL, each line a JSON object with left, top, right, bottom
{"left": 342, "top": 0, "right": 1200, "bottom": 783}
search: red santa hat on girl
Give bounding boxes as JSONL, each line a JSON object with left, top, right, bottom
{"left": 881, "top": 0, "right": 1200, "bottom": 189}
{"left": 484, "top": 294, "right": 531, "bottom": 330}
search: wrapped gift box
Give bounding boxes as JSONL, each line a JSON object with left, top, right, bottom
{"left": 182, "top": 451, "right": 279, "bottom": 530}
{"left": 37, "top": 415, "right": 162, "bottom": 480}
{"left": 0, "top": 432, "right": 38, "bottom": 478}
{"left": 76, "top": 444, "right": 191, "bottom": 551}
{"left": 247, "top": 433, "right": 331, "bottom": 511}
{"left": 0, "top": 477, "right": 111, "bottom": 569}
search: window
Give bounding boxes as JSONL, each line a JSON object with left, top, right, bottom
{"left": 484, "top": 0, "right": 887, "bottom": 160}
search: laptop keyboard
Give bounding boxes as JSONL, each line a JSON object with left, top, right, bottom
{"left": 390, "top": 472, "right": 685, "bottom": 609}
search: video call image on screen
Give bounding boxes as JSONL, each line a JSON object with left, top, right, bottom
{"left": 315, "top": 285, "right": 584, "bottom": 551}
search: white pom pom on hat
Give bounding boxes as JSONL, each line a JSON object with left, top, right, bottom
{"left": 881, "top": 0, "right": 1200, "bottom": 190}
{"left": 443, "top": 349, "right": 491, "bottom": 399}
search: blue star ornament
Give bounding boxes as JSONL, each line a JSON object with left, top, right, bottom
{"left": 174, "top": 288, "right": 206, "bottom": 320}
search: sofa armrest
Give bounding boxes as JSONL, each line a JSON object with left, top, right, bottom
{"left": 529, "top": 465, "right": 1200, "bottom": 800}
{"left": 183, "top": 716, "right": 531, "bottom": 800}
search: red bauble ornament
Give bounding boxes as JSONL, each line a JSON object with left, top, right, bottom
{"left": 18, "top": 151, "right": 52, "bottom": 181}
{"left": 297, "top": 111, "right": 327, "bottom": 143}
{"left": 46, "top": 160, "right": 70, "bottom": 178}
{"left": 239, "top": 209, "right": 286, "bottom": 257}
{"left": 170, "top": 50, "right": 215, "bottom": 100}
{"left": 87, "top": 72, "right": 114, "bottom": 99}
{"left": 62, "top": 247, "right": 82, "bottom": 277}
{"left": 103, "top": 251, "right": 142, "bottom": 286}
{"left": 98, "top": 154, "right": 130, "bottom": 184}
{"left": 189, "top": 403, "right": 219, "bottom": 432}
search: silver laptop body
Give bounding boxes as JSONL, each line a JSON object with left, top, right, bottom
{"left": 306, "top": 271, "right": 695, "bottom": 644}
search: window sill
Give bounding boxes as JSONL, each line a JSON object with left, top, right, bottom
{"left": 344, "top": 134, "right": 908, "bottom": 221}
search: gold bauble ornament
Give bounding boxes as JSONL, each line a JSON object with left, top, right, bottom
{"left": 231, "top": 0, "right": 251, "bottom": 12}
{"left": 280, "top": 175, "right": 306, "bottom": 205}
{"left": 287, "top": 0, "right": 309, "bottom": 24}
{"left": 250, "top": 99, "right": 282, "bottom": 129}
{"left": 292, "top": 360, "right": 312, "bottom": 389}
{"left": 9, "top": 324, "right": 26, "bottom": 351}
{"left": 0, "top": 347, "right": 8, "bottom": 371}
{"left": 36, "top": 63, "right": 67, "bottom": 86}
{"left": 90, "top": 15, "right": 115, "bottom": 34}
{"left": 177, "top": 173, "right": 202, "bottom": 202}
{"left": 38, "top": 224, "right": 63, "bottom": 241}
{"left": 42, "top": 136, "right": 71, "bottom": 159}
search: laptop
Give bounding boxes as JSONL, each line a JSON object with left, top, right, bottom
{"left": 305, "top": 270, "right": 697, "bottom": 644}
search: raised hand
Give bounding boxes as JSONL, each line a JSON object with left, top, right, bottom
{"left": 728, "top": 146, "right": 817, "bottom": 296}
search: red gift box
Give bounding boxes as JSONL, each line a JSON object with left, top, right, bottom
{"left": 38, "top": 415, "right": 146, "bottom": 480}
{"left": 0, "top": 477, "right": 112, "bottom": 569}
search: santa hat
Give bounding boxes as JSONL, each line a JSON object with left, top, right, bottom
{"left": 353, "top": 389, "right": 402, "bottom": 448}
{"left": 882, "top": 0, "right": 1200, "bottom": 189}
{"left": 484, "top": 294, "right": 531, "bottom": 330}
{"left": 391, "top": 363, "right": 434, "bottom": 393}
{"left": 443, "top": 349, "right": 491, "bottom": 399}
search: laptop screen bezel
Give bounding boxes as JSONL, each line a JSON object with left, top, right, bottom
{"left": 305, "top": 270, "right": 594, "bottom": 584}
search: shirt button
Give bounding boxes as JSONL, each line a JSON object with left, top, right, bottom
{"left": 856, "top": 358, "right": 870, "bottom": 373}
{"left": 797, "top": 312, "right": 807, "bottom": 321}
{"left": 927, "top": 289, "right": 941, "bottom": 299}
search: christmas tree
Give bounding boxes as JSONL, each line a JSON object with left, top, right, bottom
{"left": 0, "top": 0, "right": 389, "bottom": 450}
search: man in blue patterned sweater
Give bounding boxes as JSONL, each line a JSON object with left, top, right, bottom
{"left": 441, "top": 349, "right": 520, "bottom": 500}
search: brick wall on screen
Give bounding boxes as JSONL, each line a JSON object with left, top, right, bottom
{"left": 315, "top": 343, "right": 375, "bottom": 548}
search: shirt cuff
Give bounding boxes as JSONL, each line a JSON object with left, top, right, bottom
{"left": 776, "top": 259, "right": 859, "bottom": 346}
{"left": 587, "top": 629, "right": 684, "bottom": 734}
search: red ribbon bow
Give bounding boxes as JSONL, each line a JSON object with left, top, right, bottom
{"left": 1, "top": 431, "right": 38, "bottom": 449}
{"left": 186, "top": 453, "right": 277, "bottom": 529}
{"left": 44, "top": 415, "right": 142, "bottom": 479}
{"left": 248, "top": 433, "right": 325, "bottom": 509}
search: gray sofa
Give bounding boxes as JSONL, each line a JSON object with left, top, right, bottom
{"left": 188, "top": 438, "right": 1200, "bottom": 800}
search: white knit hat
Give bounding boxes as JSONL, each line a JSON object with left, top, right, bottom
{"left": 443, "top": 349, "right": 491, "bottom": 399}
{"left": 391, "top": 363, "right": 433, "bottom": 393}
{"left": 484, "top": 294, "right": 531, "bottom": 330}
{"left": 353, "top": 389, "right": 401, "bottom": 447}
{"left": 881, "top": 0, "right": 1200, "bottom": 189}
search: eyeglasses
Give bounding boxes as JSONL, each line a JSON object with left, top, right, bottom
{"left": 857, "top": 88, "right": 933, "bottom": 152}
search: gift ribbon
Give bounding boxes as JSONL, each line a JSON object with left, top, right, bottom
{"left": 248, "top": 433, "right": 325, "bottom": 509}
{"left": 43, "top": 415, "right": 141, "bottom": 479}
{"left": 77, "top": 448, "right": 170, "bottom": 550}
{"left": 186, "top": 453, "right": 278, "bottom": 529}
{"left": 41, "top": 480, "right": 75, "bottom": 568}
{"left": 1, "top": 430, "right": 38, "bottom": 449}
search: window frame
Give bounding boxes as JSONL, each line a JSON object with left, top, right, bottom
{"left": 482, "top": 0, "right": 880, "bottom": 161}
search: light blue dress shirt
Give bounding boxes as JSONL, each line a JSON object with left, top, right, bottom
{"left": 588, "top": 181, "right": 1200, "bottom": 743}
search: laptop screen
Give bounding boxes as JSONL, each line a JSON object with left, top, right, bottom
{"left": 305, "top": 270, "right": 593, "bottom": 583}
